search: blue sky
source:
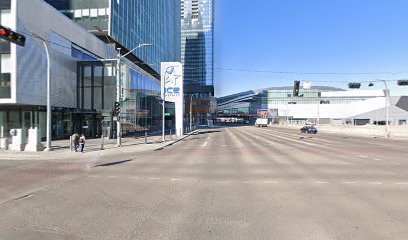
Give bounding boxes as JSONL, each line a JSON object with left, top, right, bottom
{"left": 214, "top": 0, "right": 408, "bottom": 97}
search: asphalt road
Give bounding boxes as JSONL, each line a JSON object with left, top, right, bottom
{"left": 0, "top": 125, "right": 407, "bottom": 240}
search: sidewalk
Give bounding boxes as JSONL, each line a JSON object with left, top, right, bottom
{"left": 0, "top": 130, "right": 198, "bottom": 161}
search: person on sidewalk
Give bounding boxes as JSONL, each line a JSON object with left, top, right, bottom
{"left": 79, "top": 134, "right": 86, "bottom": 153}
{"left": 72, "top": 132, "right": 79, "bottom": 152}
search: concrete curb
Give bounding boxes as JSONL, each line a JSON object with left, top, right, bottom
{"left": 155, "top": 130, "right": 199, "bottom": 150}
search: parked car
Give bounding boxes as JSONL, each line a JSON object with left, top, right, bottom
{"left": 300, "top": 125, "right": 318, "bottom": 134}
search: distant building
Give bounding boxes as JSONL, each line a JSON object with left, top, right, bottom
{"left": 217, "top": 86, "right": 408, "bottom": 126}
{"left": 181, "top": 0, "right": 215, "bottom": 125}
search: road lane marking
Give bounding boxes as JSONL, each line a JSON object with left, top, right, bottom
{"left": 227, "top": 130, "right": 243, "bottom": 147}
{"left": 107, "top": 176, "right": 119, "bottom": 178}
{"left": 207, "top": 137, "right": 210, "bottom": 140}
{"left": 202, "top": 142, "right": 207, "bottom": 147}
{"left": 396, "top": 182, "right": 408, "bottom": 185}
{"left": 264, "top": 181, "right": 278, "bottom": 184}
{"left": 374, "top": 158, "right": 381, "bottom": 161}
{"left": 88, "top": 175, "right": 99, "bottom": 178}
{"left": 301, "top": 141, "right": 317, "bottom": 146}
{"left": 368, "top": 182, "right": 382, "bottom": 185}
{"left": 242, "top": 181, "right": 255, "bottom": 184}
{"left": 389, "top": 162, "right": 400, "bottom": 165}
{"left": 341, "top": 181, "right": 356, "bottom": 184}
{"left": 357, "top": 155, "right": 368, "bottom": 158}
{"left": 128, "top": 176, "right": 139, "bottom": 179}
{"left": 216, "top": 181, "right": 231, "bottom": 184}
{"left": 315, "top": 181, "right": 329, "bottom": 184}
{"left": 148, "top": 178, "right": 160, "bottom": 180}
{"left": 171, "top": 178, "right": 182, "bottom": 181}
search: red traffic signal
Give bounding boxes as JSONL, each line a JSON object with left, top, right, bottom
{"left": 0, "top": 25, "right": 25, "bottom": 47}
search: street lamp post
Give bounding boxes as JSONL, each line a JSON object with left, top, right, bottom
{"left": 44, "top": 41, "right": 51, "bottom": 151}
{"left": 29, "top": 33, "right": 52, "bottom": 151}
{"left": 116, "top": 48, "right": 122, "bottom": 147}
{"left": 381, "top": 80, "right": 390, "bottom": 138}
{"left": 189, "top": 93, "right": 198, "bottom": 131}
{"left": 370, "top": 80, "right": 390, "bottom": 138}
{"left": 113, "top": 43, "right": 154, "bottom": 147}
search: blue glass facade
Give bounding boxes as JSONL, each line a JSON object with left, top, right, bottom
{"left": 181, "top": 0, "right": 214, "bottom": 86}
{"left": 45, "top": 0, "right": 181, "bottom": 75}
{"left": 111, "top": 0, "right": 181, "bottom": 74}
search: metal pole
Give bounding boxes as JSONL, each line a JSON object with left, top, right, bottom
{"left": 116, "top": 49, "right": 122, "bottom": 147}
{"left": 162, "top": 90, "right": 165, "bottom": 142}
{"left": 43, "top": 41, "right": 52, "bottom": 151}
{"left": 190, "top": 95, "right": 193, "bottom": 131}
{"left": 70, "top": 136, "right": 73, "bottom": 151}
{"left": 101, "top": 135, "right": 104, "bottom": 150}
{"left": 383, "top": 80, "right": 390, "bottom": 137}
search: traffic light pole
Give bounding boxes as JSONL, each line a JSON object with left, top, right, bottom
{"left": 380, "top": 80, "right": 390, "bottom": 138}
{"left": 116, "top": 49, "right": 122, "bottom": 147}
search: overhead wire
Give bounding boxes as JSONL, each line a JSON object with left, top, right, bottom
{"left": 8, "top": 29, "right": 408, "bottom": 83}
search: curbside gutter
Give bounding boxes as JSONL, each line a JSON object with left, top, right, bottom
{"left": 155, "top": 130, "right": 199, "bottom": 150}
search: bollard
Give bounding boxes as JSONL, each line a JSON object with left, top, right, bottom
{"left": 170, "top": 130, "right": 172, "bottom": 140}
{"left": 145, "top": 131, "right": 147, "bottom": 144}
{"left": 101, "top": 135, "right": 104, "bottom": 150}
{"left": 70, "top": 136, "right": 73, "bottom": 151}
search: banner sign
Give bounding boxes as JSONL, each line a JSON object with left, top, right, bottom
{"left": 161, "top": 62, "right": 183, "bottom": 103}
{"left": 161, "top": 62, "right": 184, "bottom": 136}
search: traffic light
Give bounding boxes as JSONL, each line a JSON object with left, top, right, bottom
{"left": 397, "top": 80, "right": 408, "bottom": 86}
{"left": 293, "top": 81, "right": 300, "bottom": 97}
{"left": 0, "top": 25, "right": 26, "bottom": 46}
{"left": 114, "top": 101, "right": 121, "bottom": 116}
{"left": 348, "top": 82, "right": 361, "bottom": 89}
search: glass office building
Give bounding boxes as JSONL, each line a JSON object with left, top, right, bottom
{"left": 181, "top": 0, "right": 214, "bottom": 87}
{"left": 44, "top": 0, "right": 181, "bottom": 76}
{"left": 181, "top": 0, "right": 215, "bottom": 125}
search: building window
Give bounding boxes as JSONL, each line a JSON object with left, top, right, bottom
{"left": 0, "top": 72, "right": 10, "bottom": 98}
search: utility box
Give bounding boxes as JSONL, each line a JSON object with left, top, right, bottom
{"left": 9, "top": 129, "right": 26, "bottom": 151}
{"left": 25, "top": 128, "right": 44, "bottom": 152}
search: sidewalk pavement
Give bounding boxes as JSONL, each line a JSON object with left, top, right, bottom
{"left": 0, "top": 130, "right": 198, "bottom": 161}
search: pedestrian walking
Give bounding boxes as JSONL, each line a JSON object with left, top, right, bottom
{"left": 79, "top": 134, "right": 86, "bottom": 153}
{"left": 72, "top": 132, "right": 79, "bottom": 152}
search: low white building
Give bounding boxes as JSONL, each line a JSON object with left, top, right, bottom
{"left": 217, "top": 87, "right": 408, "bottom": 126}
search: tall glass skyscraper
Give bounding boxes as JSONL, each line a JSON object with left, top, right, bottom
{"left": 44, "top": 0, "right": 181, "bottom": 76}
{"left": 181, "top": 0, "right": 214, "bottom": 87}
